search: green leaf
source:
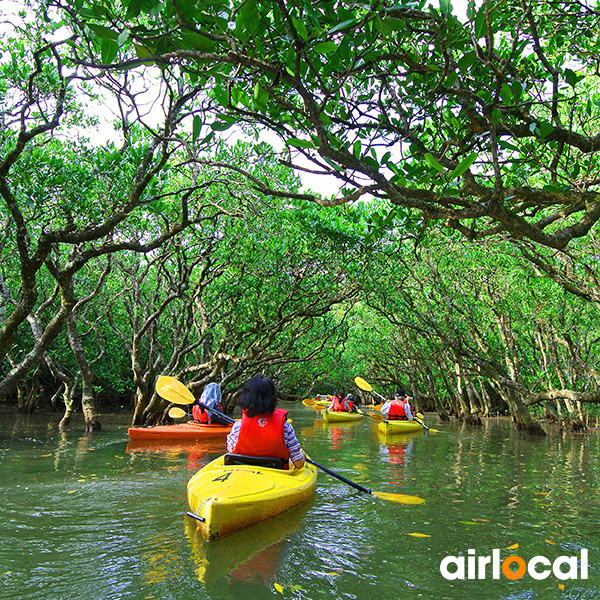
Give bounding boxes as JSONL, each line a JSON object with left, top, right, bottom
{"left": 439, "top": 0, "right": 452, "bottom": 16}
{"left": 424, "top": 152, "right": 444, "bottom": 172}
{"left": 88, "top": 24, "right": 120, "bottom": 41}
{"left": 292, "top": 16, "right": 308, "bottom": 41}
{"left": 252, "top": 81, "right": 269, "bottom": 112}
{"left": 500, "top": 83, "right": 513, "bottom": 104}
{"left": 134, "top": 44, "right": 154, "bottom": 59}
{"left": 288, "top": 138, "right": 314, "bottom": 149}
{"left": 117, "top": 29, "right": 130, "bottom": 46}
{"left": 101, "top": 38, "right": 119, "bottom": 64}
{"left": 314, "top": 41, "right": 338, "bottom": 53}
{"left": 192, "top": 115, "right": 202, "bottom": 141}
{"left": 474, "top": 5, "right": 487, "bottom": 39}
{"left": 539, "top": 122, "right": 554, "bottom": 139}
{"left": 564, "top": 68, "right": 582, "bottom": 87}
{"left": 449, "top": 152, "right": 477, "bottom": 178}
{"left": 211, "top": 119, "right": 235, "bottom": 131}
{"left": 328, "top": 18, "right": 358, "bottom": 35}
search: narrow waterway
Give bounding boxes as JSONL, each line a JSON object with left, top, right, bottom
{"left": 0, "top": 404, "right": 597, "bottom": 600}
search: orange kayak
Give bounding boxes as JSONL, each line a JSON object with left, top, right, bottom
{"left": 128, "top": 420, "right": 232, "bottom": 441}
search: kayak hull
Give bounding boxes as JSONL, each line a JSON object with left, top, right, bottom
{"left": 128, "top": 421, "right": 231, "bottom": 441}
{"left": 323, "top": 410, "right": 363, "bottom": 423}
{"left": 187, "top": 454, "right": 317, "bottom": 541}
{"left": 378, "top": 420, "right": 424, "bottom": 434}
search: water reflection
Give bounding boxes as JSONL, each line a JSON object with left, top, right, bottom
{"left": 125, "top": 438, "right": 225, "bottom": 471}
{"left": 185, "top": 499, "right": 312, "bottom": 583}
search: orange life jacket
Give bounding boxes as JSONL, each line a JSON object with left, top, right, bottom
{"left": 233, "top": 408, "right": 289, "bottom": 461}
{"left": 388, "top": 399, "right": 409, "bottom": 420}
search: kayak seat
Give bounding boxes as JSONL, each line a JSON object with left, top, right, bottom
{"left": 224, "top": 453, "right": 286, "bottom": 470}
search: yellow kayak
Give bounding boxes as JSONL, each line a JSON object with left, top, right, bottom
{"left": 323, "top": 409, "right": 364, "bottom": 423}
{"left": 187, "top": 454, "right": 317, "bottom": 541}
{"left": 378, "top": 419, "right": 424, "bottom": 434}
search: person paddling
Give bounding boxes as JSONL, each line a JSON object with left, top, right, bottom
{"left": 192, "top": 383, "right": 230, "bottom": 426}
{"left": 226, "top": 376, "right": 306, "bottom": 470}
{"left": 329, "top": 391, "right": 359, "bottom": 412}
{"left": 380, "top": 389, "right": 414, "bottom": 421}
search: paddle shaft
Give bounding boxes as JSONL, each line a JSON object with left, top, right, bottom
{"left": 413, "top": 415, "right": 430, "bottom": 431}
{"left": 305, "top": 457, "right": 372, "bottom": 495}
{"left": 196, "top": 401, "right": 235, "bottom": 424}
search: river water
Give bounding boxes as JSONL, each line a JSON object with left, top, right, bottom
{"left": 0, "top": 403, "right": 598, "bottom": 600}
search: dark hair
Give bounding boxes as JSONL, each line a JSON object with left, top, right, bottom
{"left": 395, "top": 389, "right": 406, "bottom": 397}
{"left": 239, "top": 376, "right": 277, "bottom": 417}
{"left": 334, "top": 391, "right": 343, "bottom": 398}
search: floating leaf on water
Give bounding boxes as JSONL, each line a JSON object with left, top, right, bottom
{"left": 459, "top": 521, "right": 479, "bottom": 525}
{"left": 506, "top": 543, "right": 519, "bottom": 550}
{"left": 472, "top": 518, "right": 490, "bottom": 522}
{"left": 558, "top": 583, "right": 565, "bottom": 590}
{"left": 67, "top": 490, "right": 76, "bottom": 494}
{"left": 545, "top": 539, "right": 556, "bottom": 545}
{"left": 408, "top": 533, "right": 431, "bottom": 538}
{"left": 274, "top": 583, "right": 284, "bottom": 593}
{"left": 535, "top": 492, "right": 550, "bottom": 495}
{"left": 40, "top": 454, "right": 52, "bottom": 457}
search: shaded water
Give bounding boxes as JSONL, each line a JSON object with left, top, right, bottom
{"left": 1, "top": 404, "right": 598, "bottom": 600}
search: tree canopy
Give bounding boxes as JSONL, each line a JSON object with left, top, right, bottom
{"left": 52, "top": 0, "right": 600, "bottom": 250}
{"left": 2, "top": 0, "right": 600, "bottom": 434}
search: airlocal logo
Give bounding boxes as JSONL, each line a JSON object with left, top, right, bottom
{"left": 440, "top": 549, "right": 588, "bottom": 581}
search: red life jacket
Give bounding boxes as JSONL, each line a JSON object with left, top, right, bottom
{"left": 192, "top": 402, "right": 223, "bottom": 424}
{"left": 330, "top": 396, "right": 346, "bottom": 412}
{"left": 388, "top": 399, "right": 408, "bottom": 420}
{"left": 233, "top": 408, "right": 289, "bottom": 461}
{"left": 192, "top": 404, "right": 208, "bottom": 423}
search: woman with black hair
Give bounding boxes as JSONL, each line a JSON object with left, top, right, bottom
{"left": 226, "top": 376, "right": 306, "bottom": 469}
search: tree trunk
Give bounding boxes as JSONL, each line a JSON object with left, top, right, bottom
{"left": 496, "top": 313, "right": 545, "bottom": 434}
{"left": 67, "top": 313, "right": 101, "bottom": 432}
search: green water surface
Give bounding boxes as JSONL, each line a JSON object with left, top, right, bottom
{"left": 0, "top": 404, "right": 598, "bottom": 600}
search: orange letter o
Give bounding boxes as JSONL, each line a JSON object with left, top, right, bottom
{"left": 502, "top": 556, "right": 527, "bottom": 580}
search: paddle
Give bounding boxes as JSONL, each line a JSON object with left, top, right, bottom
{"left": 354, "top": 377, "right": 438, "bottom": 432}
{"left": 156, "top": 375, "right": 234, "bottom": 424}
{"left": 302, "top": 397, "right": 327, "bottom": 411}
{"left": 355, "top": 407, "right": 383, "bottom": 422}
{"left": 168, "top": 406, "right": 187, "bottom": 419}
{"left": 305, "top": 457, "right": 424, "bottom": 504}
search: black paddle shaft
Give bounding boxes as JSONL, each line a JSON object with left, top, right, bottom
{"left": 306, "top": 458, "right": 372, "bottom": 495}
{"left": 196, "top": 401, "right": 235, "bottom": 424}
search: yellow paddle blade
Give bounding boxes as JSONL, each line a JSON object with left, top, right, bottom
{"left": 156, "top": 375, "right": 196, "bottom": 405}
{"left": 168, "top": 406, "right": 187, "bottom": 419}
{"left": 358, "top": 409, "right": 383, "bottom": 422}
{"left": 313, "top": 404, "right": 326, "bottom": 411}
{"left": 302, "top": 399, "right": 315, "bottom": 406}
{"left": 372, "top": 491, "right": 425, "bottom": 504}
{"left": 354, "top": 376, "right": 372, "bottom": 392}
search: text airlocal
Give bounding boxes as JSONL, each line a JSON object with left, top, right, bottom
{"left": 440, "top": 549, "right": 588, "bottom": 581}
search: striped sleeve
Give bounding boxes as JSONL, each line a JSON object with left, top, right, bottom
{"left": 226, "top": 421, "right": 241, "bottom": 452}
{"left": 283, "top": 421, "right": 303, "bottom": 462}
